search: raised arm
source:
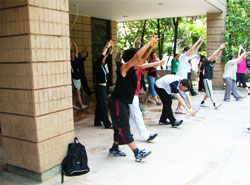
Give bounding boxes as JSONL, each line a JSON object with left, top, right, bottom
{"left": 193, "top": 36, "right": 204, "bottom": 54}
{"left": 135, "top": 59, "right": 165, "bottom": 69}
{"left": 186, "top": 35, "right": 204, "bottom": 56}
{"left": 228, "top": 51, "right": 248, "bottom": 65}
{"left": 120, "top": 35, "right": 158, "bottom": 77}
{"left": 208, "top": 43, "right": 225, "bottom": 61}
{"left": 108, "top": 40, "right": 114, "bottom": 55}
{"left": 102, "top": 41, "right": 111, "bottom": 56}
{"left": 71, "top": 41, "right": 78, "bottom": 56}
{"left": 238, "top": 45, "right": 243, "bottom": 57}
{"left": 133, "top": 37, "right": 141, "bottom": 48}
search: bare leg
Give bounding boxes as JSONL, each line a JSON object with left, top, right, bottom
{"left": 73, "top": 91, "right": 77, "bottom": 105}
{"left": 76, "top": 89, "right": 83, "bottom": 106}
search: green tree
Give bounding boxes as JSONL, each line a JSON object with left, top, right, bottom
{"left": 224, "top": 0, "right": 250, "bottom": 65}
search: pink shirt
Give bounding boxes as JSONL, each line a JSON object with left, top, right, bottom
{"left": 237, "top": 58, "right": 247, "bottom": 74}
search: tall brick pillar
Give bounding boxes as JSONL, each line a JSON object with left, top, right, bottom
{"left": 0, "top": 0, "right": 74, "bottom": 182}
{"left": 111, "top": 21, "right": 118, "bottom": 83}
{"left": 207, "top": 9, "right": 226, "bottom": 87}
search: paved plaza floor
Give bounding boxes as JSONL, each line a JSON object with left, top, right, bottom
{"left": 1, "top": 89, "right": 250, "bottom": 185}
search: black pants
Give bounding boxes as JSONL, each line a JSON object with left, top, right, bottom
{"left": 94, "top": 85, "right": 111, "bottom": 128}
{"left": 187, "top": 72, "right": 196, "bottom": 94}
{"left": 140, "top": 73, "right": 147, "bottom": 92}
{"left": 198, "top": 72, "right": 205, "bottom": 91}
{"left": 110, "top": 97, "right": 134, "bottom": 145}
{"left": 81, "top": 76, "right": 92, "bottom": 96}
{"left": 155, "top": 85, "right": 176, "bottom": 123}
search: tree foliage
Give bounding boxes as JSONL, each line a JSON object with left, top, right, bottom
{"left": 118, "top": 16, "right": 207, "bottom": 60}
{"left": 224, "top": 0, "right": 250, "bottom": 65}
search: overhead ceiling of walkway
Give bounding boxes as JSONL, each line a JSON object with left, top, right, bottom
{"left": 69, "top": 0, "right": 225, "bottom": 21}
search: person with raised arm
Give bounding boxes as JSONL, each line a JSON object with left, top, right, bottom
{"left": 70, "top": 41, "right": 88, "bottom": 110}
{"left": 223, "top": 48, "right": 248, "bottom": 102}
{"left": 175, "top": 35, "right": 204, "bottom": 114}
{"left": 93, "top": 40, "right": 114, "bottom": 129}
{"left": 236, "top": 45, "right": 250, "bottom": 95}
{"left": 200, "top": 43, "right": 225, "bottom": 109}
{"left": 108, "top": 35, "right": 158, "bottom": 162}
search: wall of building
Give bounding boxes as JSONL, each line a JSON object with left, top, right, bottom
{"left": 0, "top": 0, "right": 74, "bottom": 178}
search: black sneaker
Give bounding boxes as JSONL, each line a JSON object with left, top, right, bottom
{"left": 146, "top": 133, "right": 158, "bottom": 142}
{"left": 135, "top": 149, "right": 152, "bottom": 162}
{"left": 158, "top": 120, "right": 171, "bottom": 125}
{"left": 171, "top": 120, "right": 183, "bottom": 128}
{"left": 108, "top": 149, "right": 126, "bottom": 157}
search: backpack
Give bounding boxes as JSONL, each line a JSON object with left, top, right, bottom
{"left": 61, "top": 137, "right": 90, "bottom": 183}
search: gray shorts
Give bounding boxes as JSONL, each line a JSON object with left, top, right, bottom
{"left": 72, "top": 79, "right": 81, "bottom": 90}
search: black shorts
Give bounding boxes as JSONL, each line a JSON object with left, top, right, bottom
{"left": 236, "top": 73, "right": 247, "bottom": 88}
{"left": 110, "top": 97, "right": 134, "bottom": 145}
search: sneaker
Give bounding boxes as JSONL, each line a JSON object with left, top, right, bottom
{"left": 236, "top": 96, "right": 245, "bottom": 101}
{"left": 81, "top": 104, "right": 88, "bottom": 109}
{"left": 247, "top": 128, "right": 250, "bottom": 131}
{"left": 158, "top": 120, "right": 171, "bottom": 125}
{"left": 248, "top": 93, "right": 250, "bottom": 96}
{"left": 146, "top": 133, "right": 158, "bottom": 142}
{"left": 200, "top": 102, "right": 209, "bottom": 107}
{"left": 146, "top": 99, "right": 154, "bottom": 104}
{"left": 191, "top": 91, "right": 198, "bottom": 96}
{"left": 108, "top": 149, "right": 126, "bottom": 157}
{"left": 73, "top": 104, "right": 80, "bottom": 110}
{"left": 214, "top": 103, "right": 222, "bottom": 109}
{"left": 135, "top": 149, "right": 151, "bottom": 162}
{"left": 225, "top": 99, "right": 230, "bottom": 102}
{"left": 175, "top": 108, "right": 186, "bottom": 114}
{"left": 156, "top": 101, "right": 162, "bottom": 106}
{"left": 171, "top": 120, "right": 183, "bottom": 128}
{"left": 142, "top": 109, "right": 149, "bottom": 115}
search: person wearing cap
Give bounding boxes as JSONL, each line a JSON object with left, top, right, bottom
{"left": 108, "top": 35, "right": 158, "bottom": 162}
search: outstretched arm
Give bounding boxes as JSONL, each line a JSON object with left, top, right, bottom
{"left": 208, "top": 43, "right": 225, "bottom": 61}
{"left": 135, "top": 60, "right": 165, "bottom": 69}
{"left": 175, "top": 93, "right": 196, "bottom": 116}
{"left": 120, "top": 35, "right": 158, "bottom": 77}
{"left": 186, "top": 35, "right": 204, "bottom": 56}
{"left": 71, "top": 41, "right": 78, "bottom": 56}
{"left": 102, "top": 41, "right": 111, "bottom": 56}
{"left": 133, "top": 37, "right": 141, "bottom": 48}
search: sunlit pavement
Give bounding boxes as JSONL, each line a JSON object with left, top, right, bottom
{"left": 1, "top": 89, "right": 250, "bottom": 185}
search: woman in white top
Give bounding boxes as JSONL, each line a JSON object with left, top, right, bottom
{"left": 223, "top": 50, "right": 247, "bottom": 101}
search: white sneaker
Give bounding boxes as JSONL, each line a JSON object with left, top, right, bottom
{"left": 200, "top": 102, "right": 209, "bottom": 107}
{"left": 175, "top": 108, "right": 186, "bottom": 114}
{"left": 73, "top": 104, "right": 80, "bottom": 110}
{"left": 81, "top": 104, "right": 88, "bottom": 110}
{"left": 214, "top": 103, "right": 222, "bottom": 109}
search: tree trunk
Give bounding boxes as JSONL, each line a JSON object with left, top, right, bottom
{"left": 157, "top": 19, "right": 163, "bottom": 60}
{"left": 173, "top": 17, "right": 179, "bottom": 56}
{"left": 141, "top": 20, "right": 147, "bottom": 46}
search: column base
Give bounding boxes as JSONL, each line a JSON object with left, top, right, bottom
{"left": 5, "top": 164, "right": 61, "bottom": 182}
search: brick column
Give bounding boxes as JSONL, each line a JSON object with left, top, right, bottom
{"left": 0, "top": 0, "right": 74, "bottom": 181}
{"left": 111, "top": 21, "right": 118, "bottom": 83}
{"left": 207, "top": 10, "right": 226, "bottom": 87}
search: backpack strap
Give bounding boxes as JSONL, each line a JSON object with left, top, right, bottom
{"left": 61, "top": 157, "right": 67, "bottom": 183}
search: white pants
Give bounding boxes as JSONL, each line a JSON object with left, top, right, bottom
{"left": 129, "top": 96, "right": 151, "bottom": 141}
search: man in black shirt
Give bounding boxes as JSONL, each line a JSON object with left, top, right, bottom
{"left": 109, "top": 35, "right": 158, "bottom": 162}
{"left": 200, "top": 43, "right": 225, "bottom": 109}
{"left": 78, "top": 47, "right": 92, "bottom": 96}
{"left": 71, "top": 41, "right": 88, "bottom": 110}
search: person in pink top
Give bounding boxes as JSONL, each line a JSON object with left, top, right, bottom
{"left": 236, "top": 45, "right": 250, "bottom": 95}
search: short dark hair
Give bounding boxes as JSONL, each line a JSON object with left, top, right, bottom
{"left": 180, "top": 79, "right": 191, "bottom": 89}
{"left": 183, "top": 46, "right": 190, "bottom": 52}
{"left": 122, "top": 48, "right": 139, "bottom": 62}
{"left": 230, "top": 54, "right": 237, "bottom": 60}
{"left": 150, "top": 51, "right": 157, "bottom": 59}
{"left": 200, "top": 55, "right": 206, "bottom": 62}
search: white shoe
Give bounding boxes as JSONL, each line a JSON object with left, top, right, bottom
{"left": 214, "top": 103, "right": 222, "bottom": 109}
{"left": 73, "top": 104, "right": 80, "bottom": 110}
{"left": 175, "top": 108, "right": 186, "bottom": 114}
{"left": 200, "top": 102, "right": 209, "bottom": 107}
{"left": 81, "top": 104, "right": 88, "bottom": 110}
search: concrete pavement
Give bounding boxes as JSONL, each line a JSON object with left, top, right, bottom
{"left": 1, "top": 89, "right": 250, "bottom": 185}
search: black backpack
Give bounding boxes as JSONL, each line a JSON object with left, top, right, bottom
{"left": 61, "top": 137, "right": 90, "bottom": 183}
